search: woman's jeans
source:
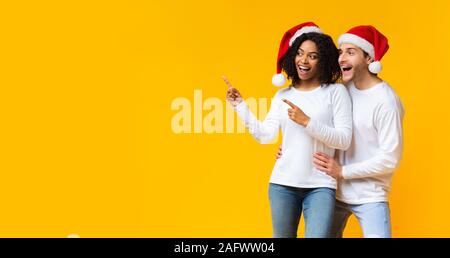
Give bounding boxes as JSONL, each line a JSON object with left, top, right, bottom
{"left": 268, "top": 183, "right": 336, "bottom": 238}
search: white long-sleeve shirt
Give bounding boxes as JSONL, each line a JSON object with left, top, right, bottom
{"left": 338, "top": 81, "right": 404, "bottom": 204}
{"left": 235, "top": 84, "right": 352, "bottom": 189}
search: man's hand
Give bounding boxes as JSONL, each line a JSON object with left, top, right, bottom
{"left": 313, "top": 152, "right": 343, "bottom": 180}
{"left": 222, "top": 75, "right": 243, "bottom": 107}
{"left": 276, "top": 145, "right": 282, "bottom": 159}
{"left": 282, "top": 99, "right": 310, "bottom": 127}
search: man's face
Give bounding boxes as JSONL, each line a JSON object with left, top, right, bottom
{"left": 338, "top": 43, "right": 372, "bottom": 83}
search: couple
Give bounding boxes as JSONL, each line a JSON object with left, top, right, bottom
{"left": 223, "top": 22, "right": 404, "bottom": 238}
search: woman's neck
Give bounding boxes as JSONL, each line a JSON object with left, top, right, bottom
{"left": 294, "top": 79, "right": 321, "bottom": 91}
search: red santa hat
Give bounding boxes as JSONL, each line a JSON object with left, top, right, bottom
{"left": 338, "top": 25, "right": 389, "bottom": 74}
{"left": 272, "top": 22, "right": 323, "bottom": 87}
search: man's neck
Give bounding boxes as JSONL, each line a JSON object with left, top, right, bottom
{"left": 353, "top": 71, "right": 383, "bottom": 90}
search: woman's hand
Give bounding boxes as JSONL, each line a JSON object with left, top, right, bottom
{"left": 222, "top": 76, "right": 243, "bottom": 107}
{"left": 282, "top": 99, "right": 310, "bottom": 127}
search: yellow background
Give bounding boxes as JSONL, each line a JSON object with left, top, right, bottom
{"left": 1, "top": 0, "right": 449, "bottom": 237}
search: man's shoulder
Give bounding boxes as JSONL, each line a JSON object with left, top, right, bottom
{"left": 378, "top": 82, "right": 401, "bottom": 105}
{"left": 375, "top": 82, "right": 404, "bottom": 114}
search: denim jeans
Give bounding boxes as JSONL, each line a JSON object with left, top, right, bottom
{"left": 330, "top": 200, "right": 391, "bottom": 238}
{"left": 268, "top": 183, "right": 336, "bottom": 238}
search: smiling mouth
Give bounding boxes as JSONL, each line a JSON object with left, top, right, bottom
{"left": 341, "top": 66, "right": 353, "bottom": 72}
{"left": 298, "top": 65, "right": 311, "bottom": 72}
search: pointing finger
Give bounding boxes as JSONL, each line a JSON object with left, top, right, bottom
{"left": 221, "top": 75, "right": 233, "bottom": 89}
{"left": 282, "top": 99, "right": 297, "bottom": 109}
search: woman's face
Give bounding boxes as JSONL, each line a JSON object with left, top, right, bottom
{"left": 294, "top": 40, "right": 320, "bottom": 82}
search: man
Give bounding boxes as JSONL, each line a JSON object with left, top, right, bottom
{"left": 313, "top": 25, "right": 404, "bottom": 238}
{"left": 277, "top": 25, "right": 404, "bottom": 237}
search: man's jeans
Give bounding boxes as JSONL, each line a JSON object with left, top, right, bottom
{"left": 330, "top": 200, "right": 391, "bottom": 238}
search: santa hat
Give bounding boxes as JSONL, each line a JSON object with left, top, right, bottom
{"left": 338, "top": 25, "right": 389, "bottom": 74}
{"left": 272, "top": 22, "right": 323, "bottom": 87}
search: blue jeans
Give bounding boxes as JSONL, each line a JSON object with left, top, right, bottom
{"left": 268, "top": 183, "right": 336, "bottom": 238}
{"left": 330, "top": 200, "right": 391, "bottom": 238}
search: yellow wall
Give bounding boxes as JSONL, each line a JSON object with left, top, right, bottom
{"left": 1, "top": 0, "right": 449, "bottom": 237}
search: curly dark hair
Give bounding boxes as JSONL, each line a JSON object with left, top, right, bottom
{"left": 280, "top": 32, "right": 341, "bottom": 86}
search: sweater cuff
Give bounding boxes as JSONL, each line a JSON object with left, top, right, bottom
{"left": 234, "top": 101, "right": 249, "bottom": 121}
{"left": 305, "top": 117, "right": 318, "bottom": 132}
{"left": 234, "top": 100, "right": 247, "bottom": 112}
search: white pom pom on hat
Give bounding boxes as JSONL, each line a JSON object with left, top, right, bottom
{"left": 272, "top": 73, "right": 286, "bottom": 87}
{"left": 368, "top": 61, "right": 382, "bottom": 74}
{"left": 272, "top": 22, "right": 323, "bottom": 86}
{"left": 338, "top": 25, "right": 389, "bottom": 74}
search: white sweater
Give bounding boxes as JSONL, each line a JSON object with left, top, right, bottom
{"left": 337, "top": 81, "right": 404, "bottom": 204}
{"left": 235, "top": 84, "right": 352, "bottom": 189}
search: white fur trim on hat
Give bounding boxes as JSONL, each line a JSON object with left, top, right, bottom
{"left": 338, "top": 33, "right": 375, "bottom": 58}
{"left": 272, "top": 73, "right": 286, "bottom": 87}
{"left": 288, "top": 26, "right": 323, "bottom": 46}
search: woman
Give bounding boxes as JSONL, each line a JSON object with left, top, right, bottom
{"left": 222, "top": 22, "right": 352, "bottom": 238}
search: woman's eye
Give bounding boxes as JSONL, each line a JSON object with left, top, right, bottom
{"left": 309, "top": 55, "right": 318, "bottom": 60}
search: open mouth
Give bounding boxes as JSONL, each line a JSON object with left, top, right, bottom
{"left": 298, "top": 65, "right": 311, "bottom": 73}
{"left": 341, "top": 65, "right": 353, "bottom": 72}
